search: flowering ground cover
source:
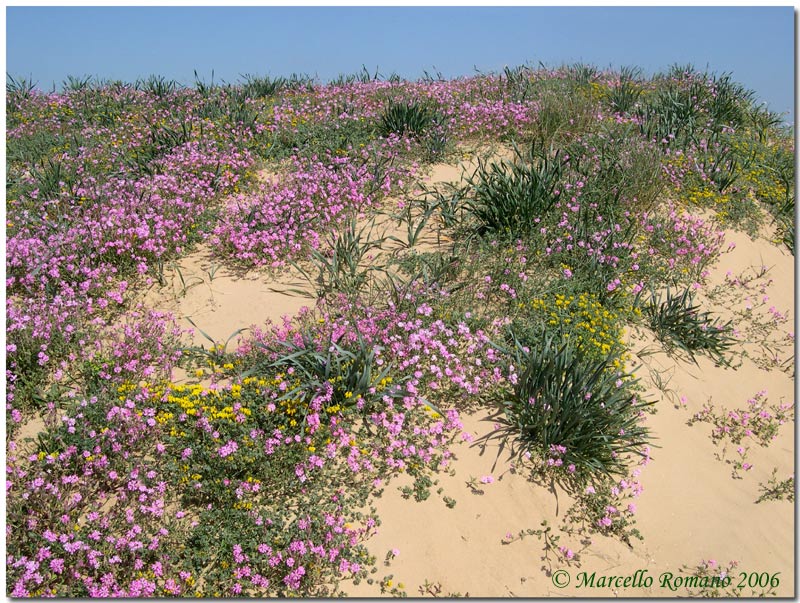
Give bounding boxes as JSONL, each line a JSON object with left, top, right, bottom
{"left": 6, "top": 64, "right": 795, "bottom": 596}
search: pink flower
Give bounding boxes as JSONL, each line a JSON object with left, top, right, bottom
{"left": 49, "top": 558, "right": 65, "bottom": 574}
{"left": 480, "top": 475, "right": 494, "bottom": 484}
{"left": 218, "top": 440, "right": 239, "bottom": 458}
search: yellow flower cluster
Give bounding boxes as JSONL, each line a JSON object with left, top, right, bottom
{"left": 527, "top": 292, "right": 626, "bottom": 363}
{"left": 586, "top": 82, "right": 609, "bottom": 102}
{"left": 113, "top": 367, "right": 398, "bottom": 436}
{"left": 732, "top": 137, "right": 791, "bottom": 206}
{"left": 686, "top": 187, "right": 730, "bottom": 207}
{"left": 117, "top": 380, "right": 262, "bottom": 433}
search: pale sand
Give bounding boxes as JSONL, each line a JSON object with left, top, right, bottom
{"left": 139, "top": 244, "right": 315, "bottom": 347}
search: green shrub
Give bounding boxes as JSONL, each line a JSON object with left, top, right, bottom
{"left": 568, "top": 123, "right": 665, "bottom": 215}
{"left": 530, "top": 77, "right": 599, "bottom": 145}
{"left": 255, "top": 73, "right": 312, "bottom": 96}
{"left": 606, "top": 66, "right": 643, "bottom": 114}
{"left": 500, "top": 64, "right": 536, "bottom": 102}
{"left": 292, "top": 216, "right": 386, "bottom": 301}
{"left": 256, "top": 330, "right": 407, "bottom": 420}
{"left": 636, "top": 81, "right": 706, "bottom": 149}
{"left": 136, "top": 74, "right": 179, "bottom": 98}
{"left": 6, "top": 74, "right": 37, "bottom": 109}
{"left": 563, "top": 62, "right": 599, "bottom": 86}
{"left": 707, "top": 73, "right": 755, "bottom": 132}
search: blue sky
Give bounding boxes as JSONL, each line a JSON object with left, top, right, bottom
{"left": 6, "top": 6, "right": 795, "bottom": 120}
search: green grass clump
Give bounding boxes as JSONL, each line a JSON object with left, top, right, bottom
{"left": 292, "top": 216, "right": 386, "bottom": 302}
{"left": 378, "top": 99, "right": 437, "bottom": 139}
{"left": 606, "top": 66, "right": 644, "bottom": 114}
{"left": 497, "top": 335, "right": 652, "bottom": 483}
{"left": 640, "top": 287, "right": 735, "bottom": 366}
{"left": 463, "top": 142, "right": 567, "bottom": 238}
{"left": 259, "top": 330, "right": 406, "bottom": 419}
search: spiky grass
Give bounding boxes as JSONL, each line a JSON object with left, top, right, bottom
{"left": 378, "top": 99, "right": 437, "bottom": 139}
{"left": 640, "top": 287, "right": 736, "bottom": 366}
{"left": 462, "top": 141, "right": 567, "bottom": 238}
{"left": 496, "top": 334, "right": 653, "bottom": 481}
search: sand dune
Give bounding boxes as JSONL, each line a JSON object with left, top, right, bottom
{"left": 32, "top": 149, "right": 793, "bottom": 598}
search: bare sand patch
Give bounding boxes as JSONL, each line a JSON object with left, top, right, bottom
{"left": 141, "top": 244, "right": 315, "bottom": 347}
{"left": 13, "top": 413, "right": 49, "bottom": 455}
{"left": 423, "top": 144, "right": 516, "bottom": 185}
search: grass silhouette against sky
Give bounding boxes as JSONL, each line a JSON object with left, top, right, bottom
{"left": 7, "top": 6, "right": 795, "bottom": 120}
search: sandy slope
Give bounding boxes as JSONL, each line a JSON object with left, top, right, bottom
{"left": 346, "top": 372, "right": 793, "bottom": 597}
{"left": 15, "top": 148, "right": 792, "bottom": 597}
{"left": 342, "top": 164, "right": 796, "bottom": 597}
{"left": 103, "top": 153, "right": 800, "bottom": 596}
